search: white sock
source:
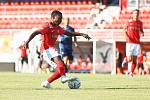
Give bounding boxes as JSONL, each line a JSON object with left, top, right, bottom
{"left": 128, "top": 62, "right": 132, "bottom": 72}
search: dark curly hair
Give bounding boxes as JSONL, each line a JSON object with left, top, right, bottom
{"left": 51, "top": 10, "right": 62, "bottom": 19}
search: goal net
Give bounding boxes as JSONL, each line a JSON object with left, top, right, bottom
{"left": 92, "top": 40, "right": 116, "bottom": 74}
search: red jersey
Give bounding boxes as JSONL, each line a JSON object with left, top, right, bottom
{"left": 138, "top": 53, "right": 144, "bottom": 64}
{"left": 125, "top": 19, "right": 143, "bottom": 44}
{"left": 21, "top": 48, "right": 27, "bottom": 57}
{"left": 37, "top": 22, "right": 66, "bottom": 52}
{"left": 19, "top": 46, "right": 27, "bottom": 57}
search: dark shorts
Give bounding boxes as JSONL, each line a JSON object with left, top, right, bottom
{"left": 138, "top": 63, "right": 144, "bottom": 69}
{"left": 21, "top": 57, "right": 28, "bottom": 65}
{"left": 61, "top": 52, "right": 73, "bottom": 61}
{"left": 117, "top": 61, "right": 122, "bottom": 68}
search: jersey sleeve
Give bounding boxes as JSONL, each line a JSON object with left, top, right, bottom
{"left": 56, "top": 26, "right": 67, "bottom": 35}
{"left": 124, "top": 21, "right": 128, "bottom": 32}
{"left": 36, "top": 23, "right": 48, "bottom": 35}
{"left": 36, "top": 22, "right": 49, "bottom": 35}
{"left": 37, "top": 28, "right": 44, "bottom": 35}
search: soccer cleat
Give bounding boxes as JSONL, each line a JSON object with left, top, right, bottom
{"left": 128, "top": 72, "right": 133, "bottom": 77}
{"left": 41, "top": 80, "right": 51, "bottom": 88}
{"left": 61, "top": 76, "right": 77, "bottom": 84}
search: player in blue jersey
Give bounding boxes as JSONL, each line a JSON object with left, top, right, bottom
{"left": 59, "top": 18, "right": 78, "bottom": 70}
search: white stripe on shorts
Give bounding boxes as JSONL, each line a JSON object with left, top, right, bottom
{"left": 42, "top": 47, "right": 59, "bottom": 68}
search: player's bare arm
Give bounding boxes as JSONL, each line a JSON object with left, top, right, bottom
{"left": 64, "top": 31, "right": 91, "bottom": 40}
{"left": 141, "top": 30, "right": 144, "bottom": 36}
{"left": 73, "top": 36, "right": 78, "bottom": 47}
{"left": 123, "top": 25, "right": 128, "bottom": 38}
{"left": 23, "top": 31, "right": 40, "bottom": 48}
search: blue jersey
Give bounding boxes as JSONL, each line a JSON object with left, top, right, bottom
{"left": 59, "top": 25, "right": 74, "bottom": 52}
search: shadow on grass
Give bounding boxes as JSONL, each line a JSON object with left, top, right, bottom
{"left": 35, "top": 87, "right": 150, "bottom": 90}
{"left": 80, "top": 87, "right": 150, "bottom": 90}
{"left": 1, "top": 87, "right": 150, "bottom": 91}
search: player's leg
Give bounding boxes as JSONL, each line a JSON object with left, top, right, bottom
{"left": 43, "top": 56, "right": 74, "bottom": 85}
{"left": 62, "top": 55, "right": 69, "bottom": 72}
{"left": 67, "top": 54, "right": 73, "bottom": 70}
{"left": 37, "top": 55, "right": 46, "bottom": 73}
{"left": 126, "top": 43, "right": 133, "bottom": 75}
{"left": 63, "top": 55, "right": 68, "bottom": 65}
{"left": 21, "top": 57, "right": 24, "bottom": 71}
{"left": 141, "top": 63, "right": 145, "bottom": 75}
{"left": 127, "top": 61, "right": 132, "bottom": 73}
{"left": 131, "top": 56, "right": 137, "bottom": 74}
{"left": 60, "top": 51, "right": 69, "bottom": 72}
{"left": 37, "top": 59, "right": 43, "bottom": 73}
{"left": 60, "top": 47, "right": 73, "bottom": 72}
{"left": 62, "top": 55, "right": 73, "bottom": 72}
{"left": 40, "top": 59, "right": 51, "bottom": 74}
{"left": 118, "top": 61, "right": 124, "bottom": 74}
{"left": 41, "top": 48, "right": 75, "bottom": 88}
{"left": 25, "top": 57, "right": 28, "bottom": 65}
{"left": 131, "top": 44, "right": 140, "bottom": 75}
{"left": 138, "top": 63, "right": 142, "bottom": 75}
{"left": 24, "top": 57, "right": 29, "bottom": 72}
{"left": 126, "top": 43, "right": 135, "bottom": 76}
{"left": 52, "top": 56, "right": 76, "bottom": 83}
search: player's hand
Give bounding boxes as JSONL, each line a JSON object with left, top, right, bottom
{"left": 74, "top": 42, "right": 78, "bottom": 47}
{"left": 22, "top": 42, "right": 29, "bottom": 49}
{"left": 82, "top": 34, "right": 91, "bottom": 40}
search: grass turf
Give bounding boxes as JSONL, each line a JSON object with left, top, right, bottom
{"left": 0, "top": 72, "right": 150, "bottom": 100}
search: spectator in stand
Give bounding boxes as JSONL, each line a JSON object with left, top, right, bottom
{"left": 124, "top": 9, "right": 144, "bottom": 77}
{"left": 70, "top": 55, "right": 85, "bottom": 71}
{"left": 22, "top": 10, "right": 91, "bottom": 88}
{"left": 86, "top": 2, "right": 104, "bottom": 29}
{"left": 85, "top": 47, "right": 93, "bottom": 71}
{"left": 90, "top": 2, "right": 101, "bottom": 18}
{"left": 85, "top": 54, "right": 93, "bottom": 71}
{"left": 73, "top": 54, "right": 92, "bottom": 72}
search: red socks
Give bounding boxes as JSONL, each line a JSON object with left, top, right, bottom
{"left": 131, "top": 63, "right": 136, "bottom": 74}
{"left": 55, "top": 61, "right": 66, "bottom": 76}
{"left": 47, "top": 71, "right": 61, "bottom": 83}
{"left": 47, "top": 61, "right": 66, "bottom": 83}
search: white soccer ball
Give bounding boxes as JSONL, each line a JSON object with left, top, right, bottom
{"left": 68, "top": 78, "right": 81, "bottom": 89}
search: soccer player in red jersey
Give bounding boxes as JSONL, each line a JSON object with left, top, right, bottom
{"left": 22, "top": 10, "right": 91, "bottom": 88}
{"left": 124, "top": 9, "right": 144, "bottom": 77}
{"left": 18, "top": 41, "right": 29, "bottom": 71}
{"left": 137, "top": 50, "right": 146, "bottom": 75}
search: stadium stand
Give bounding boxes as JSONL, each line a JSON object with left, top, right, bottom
{"left": 103, "top": 9, "right": 150, "bottom": 29}
{"left": 0, "top": 1, "right": 93, "bottom": 29}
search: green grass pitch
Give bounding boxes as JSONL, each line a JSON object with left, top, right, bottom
{"left": 0, "top": 72, "right": 150, "bottom": 100}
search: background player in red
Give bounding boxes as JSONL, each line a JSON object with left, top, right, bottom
{"left": 22, "top": 10, "right": 91, "bottom": 88}
{"left": 137, "top": 50, "right": 146, "bottom": 75}
{"left": 124, "top": 9, "right": 144, "bottom": 76}
{"left": 18, "top": 41, "right": 29, "bottom": 72}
